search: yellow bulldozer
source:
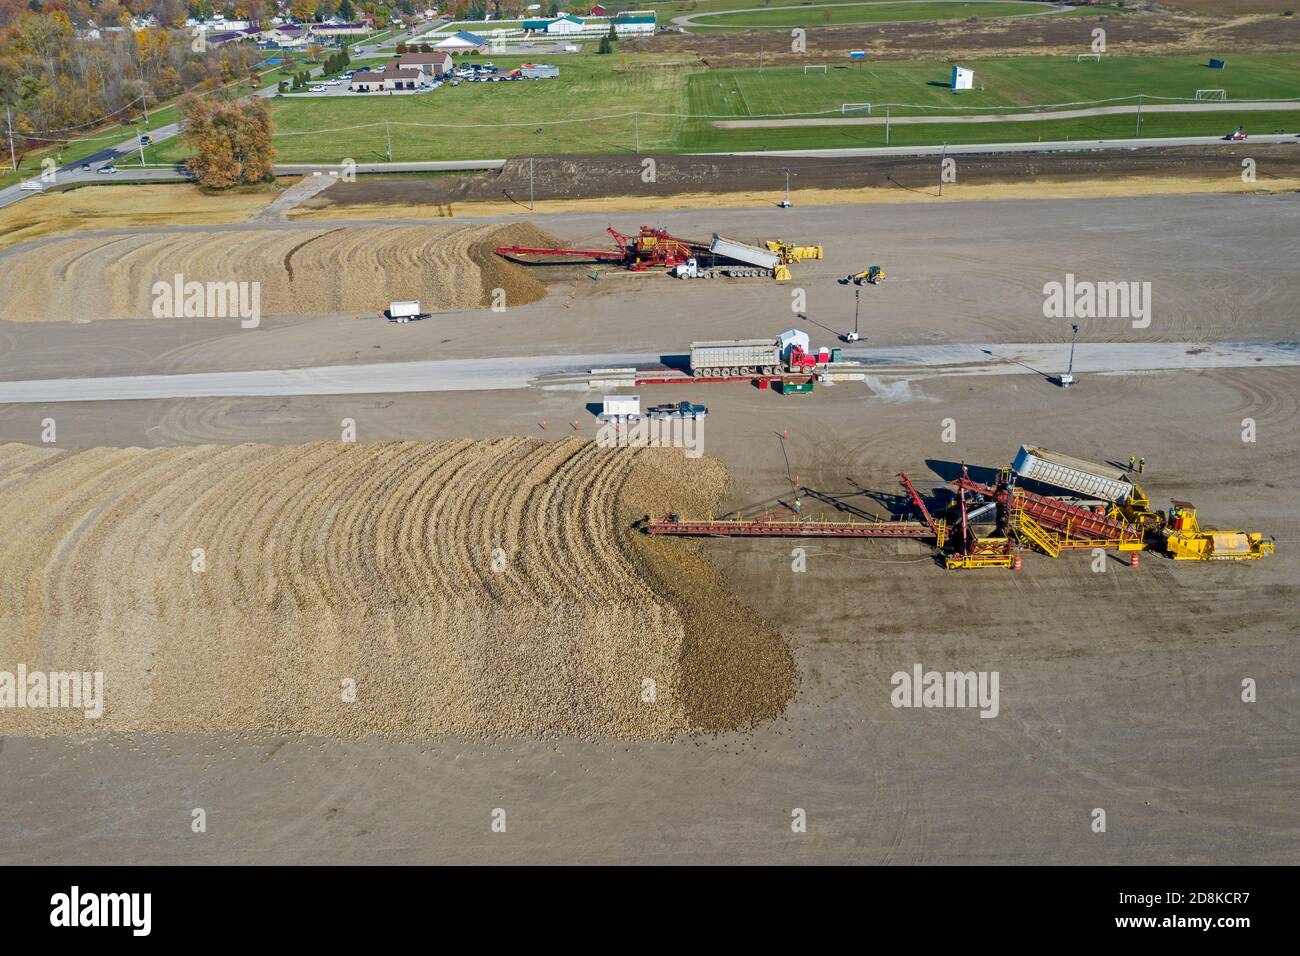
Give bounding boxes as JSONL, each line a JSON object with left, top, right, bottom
{"left": 1163, "top": 500, "right": 1275, "bottom": 560}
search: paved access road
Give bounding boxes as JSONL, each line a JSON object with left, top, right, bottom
{"left": 1, "top": 341, "right": 1295, "bottom": 404}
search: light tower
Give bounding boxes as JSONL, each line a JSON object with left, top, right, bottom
{"left": 1060, "top": 323, "right": 1079, "bottom": 388}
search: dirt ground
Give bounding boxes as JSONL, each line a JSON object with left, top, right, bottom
{"left": 0, "top": 184, "right": 277, "bottom": 253}
{"left": 631, "top": 8, "right": 1300, "bottom": 64}
{"left": 0, "top": 366, "right": 1294, "bottom": 863}
{"left": 2, "top": 194, "right": 1296, "bottom": 380}
{"left": 295, "top": 146, "right": 1300, "bottom": 216}
{"left": 0, "top": 192, "right": 1295, "bottom": 863}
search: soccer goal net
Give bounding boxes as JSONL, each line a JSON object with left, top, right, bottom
{"left": 841, "top": 103, "right": 872, "bottom": 116}
{"left": 1076, "top": 53, "right": 1101, "bottom": 63}
{"left": 803, "top": 64, "right": 828, "bottom": 75}
{"left": 1195, "top": 89, "right": 1228, "bottom": 101}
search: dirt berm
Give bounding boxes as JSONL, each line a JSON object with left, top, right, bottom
{"left": 0, "top": 439, "right": 796, "bottom": 738}
{"left": 298, "top": 145, "right": 1300, "bottom": 210}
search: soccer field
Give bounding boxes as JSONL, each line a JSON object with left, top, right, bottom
{"left": 689, "top": 55, "right": 1300, "bottom": 119}
{"left": 685, "top": 1, "right": 1052, "bottom": 30}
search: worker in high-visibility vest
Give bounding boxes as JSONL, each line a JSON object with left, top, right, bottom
{"left": 1138, "top": 457, "right": 1146, "bottom": 474}
{"left": 1128, "top": 455, "right": 1136, "bottom": 472}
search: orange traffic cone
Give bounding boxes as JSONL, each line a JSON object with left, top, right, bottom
{"left": 1013, "top": 555, "right": 1022, "bottom": 570}
{"left": 1130, "top": 553, "right": 1140, "bottom": 568}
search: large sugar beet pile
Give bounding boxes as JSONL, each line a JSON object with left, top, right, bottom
{"left": 0, "top": 440, "right": 794, "bottom": 738}
{"left": 0, "top": 222, "right": 556, "bottom": 322}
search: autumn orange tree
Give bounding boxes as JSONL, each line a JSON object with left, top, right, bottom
{"left": 181, "top": 95, "right": 277, "bottom": 189}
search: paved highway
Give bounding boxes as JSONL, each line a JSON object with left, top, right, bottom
{"left": 0, "top": 341, "right": 1295, "bottom": 404}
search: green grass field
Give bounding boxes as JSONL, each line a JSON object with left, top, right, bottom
{"left": 685, "top": 0, "right": 1053, "bottom": 30}
{"left": 152, "top": 54, "right": 698, "bottom": 165}
{"left": 137, "top": 52, "right": 1300, "bottom": 165}
{"left": 691, "top": 55, "right": 1300, "bottom": 118}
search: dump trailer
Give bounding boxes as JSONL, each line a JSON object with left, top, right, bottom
{"left": 689, "top": 339, "right": 782, "bottom": 377}
{"left": 711, "top": 234, "right": 782, "bottom": 270}
{"left": 669, "top": 234, "right": 795, "bottom": 280}
{"left": 1012, "top": 445, "right": 1134, "bottom": 503}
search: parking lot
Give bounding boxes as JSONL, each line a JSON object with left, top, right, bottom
{"left": 281, "top": 59, "right": 557, "bottom": 98}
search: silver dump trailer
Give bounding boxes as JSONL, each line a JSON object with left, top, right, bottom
{"left": 709, "top": 234, "right": 782, "bottom": 271}
{"left": 1012, "top": 445, "right": 1134, "bottom": 502}
{"left": 689, "top": 339, "right": 782, "bottom": 377}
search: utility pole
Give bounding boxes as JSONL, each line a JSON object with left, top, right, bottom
{"left": 938, "top": 141, "right": 948, "bottom": 197}
{"left": 759, "top": 46, "right": 764, "bottom": 74}
{"left": 5, "top": 106, "right": 16, "bottom": 173}
{"left": 634, "top": 112, "right": 639, "bottom": 153}
{"left": 885, "top": 105, "right": 890, "bottom": 146}
{"left": 1135, "top": 94, "right": 1143, "bottom": 138}
{"left": 529, "top": 156, "right": 534, "bottom": 211}
{"left": 779, "top": 167, "right": 791, "bottom": 208}
{"left": 385, "top": 121, "right": 391, "bottom": 161}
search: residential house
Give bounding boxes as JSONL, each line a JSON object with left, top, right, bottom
{"left": 263, "top": 25, "right": 310, "bottom": 48}
{"left": 312, "top": 21, "right": 373, "bottom": 39}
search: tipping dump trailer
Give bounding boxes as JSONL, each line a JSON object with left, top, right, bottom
{"left": 1012, "top": 445, "right": 1134, "bottom": 503}
{"left": 689, "top": 339, "right": 782, "bottom": 377}
{"left": 709, "top": 234, "right": 783, "bottom": 271}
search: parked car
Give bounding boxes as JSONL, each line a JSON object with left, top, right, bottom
{"left": 97, "top": 165, "right": 117, "bottom": 174}
{"left": 310, "top": 85, "right": 326, "bottom": 92}
{"left": 326, "top": 79, "right": 342, "bottom": 86}
{"left": 79, "top": 163, "right": 91, "bottom": 172}
{"left": 1226, "top": 128, "right": 1248, "bottom": 141}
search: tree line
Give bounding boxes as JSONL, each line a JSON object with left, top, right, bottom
{"left": 0, "top": 9, "right": 259, "bottom": 159}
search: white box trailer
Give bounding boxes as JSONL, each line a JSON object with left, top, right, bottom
{"left": 1012, "top": 445, "right": 1134, "bottom": 502}
{"left": 389, "top": 300, "right": 422, "bottom": 319}
{"left": 709, "top": 234, "right": 782, "bottom": 271}
{"left": 689, "top": 339, "right": 782, "bottom": 377}
{"left": 951, "top": 65, "right": 974, "bottom": 90}
{"left": 600, "top": 394, "right": 641, "bottom": 420}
